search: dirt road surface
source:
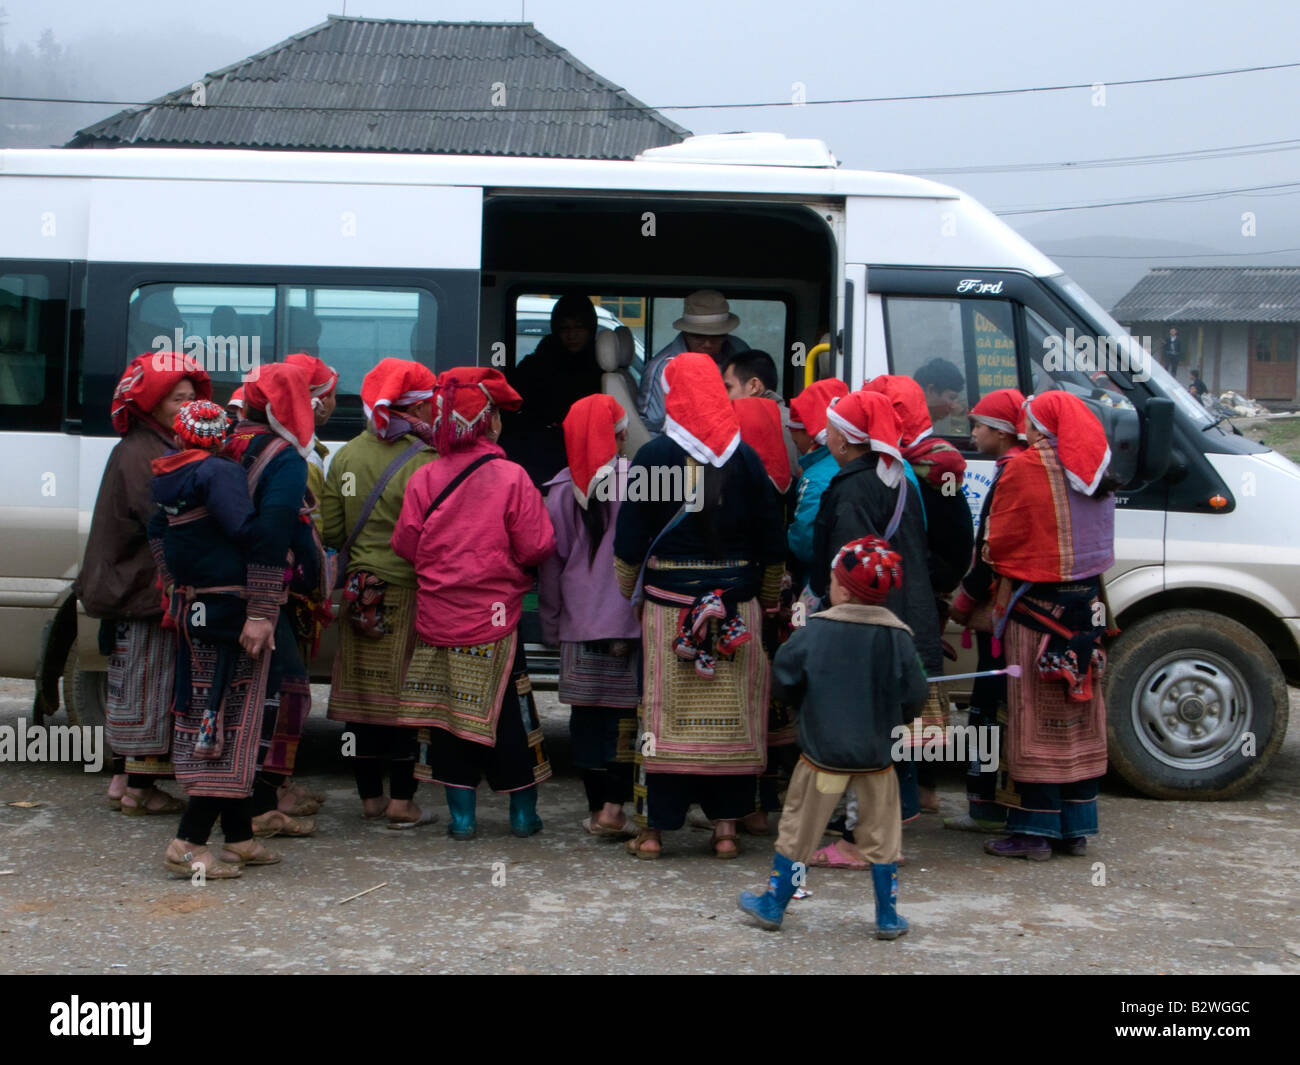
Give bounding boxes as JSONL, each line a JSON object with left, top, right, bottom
{"left": 1, "top": 679, "right": 1296, "bottom": 975}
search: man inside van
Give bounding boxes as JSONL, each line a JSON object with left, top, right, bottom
{"left": 723, "top": 349, "right": 799, "bottom": 474}
{"left": 637, "top": 290, "right": 749, "bottom": 433}
{"left": 914, "top": 357, "right": 967, "bottom": 436}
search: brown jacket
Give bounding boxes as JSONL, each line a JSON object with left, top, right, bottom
{"left": 75, "top": 424, "right": 172, "bottom": 619}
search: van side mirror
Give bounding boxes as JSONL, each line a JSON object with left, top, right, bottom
{"left": 1139, "top": 397, "right": 1174, "bottom": 482}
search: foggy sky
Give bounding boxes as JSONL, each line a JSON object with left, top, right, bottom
{"left": 3, "top": 0, "right": 1298, "bottom": 303}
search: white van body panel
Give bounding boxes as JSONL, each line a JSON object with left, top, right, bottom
{"left": 1166, "top": 452, "right": 1300, "bottom": 619}
{"left": 846, "top": 193, "right": 1059, "bottom": 276}
{"left": 0, "top": 176, "right": 92, "bottom": 259}
{"left": 85, "top": 179, "right": 481, "bottom": 269}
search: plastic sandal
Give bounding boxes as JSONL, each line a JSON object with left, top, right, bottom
{"left": 387, "top": 809, "right": 439, "bottom": 831}
{"left": 220, "top": 840, "right": 282, "bottom": 867}
{"left": 625, "top": 830, "right": 662, "bottom": 860}
{"left": 251, "top": 810, "right": 316, "bottom": 838}
{"left": 164, "top": 845, "right": 242, "bottom": 880}
{"left": 808, "top": 842, "right": 868, "bottom": 869}
{"left": 711, "top": 824, "right": 740, "bottom": 860}
{"left": 122, "top": 788, "right": 186, "bottom": 817}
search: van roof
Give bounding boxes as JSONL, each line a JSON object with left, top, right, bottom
{"left": 0, "top": 144, "right": 960, "bottom": 201}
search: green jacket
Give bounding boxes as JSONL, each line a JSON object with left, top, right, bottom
{"left": 320, "top": 429, "right": 435, "bottom": 588}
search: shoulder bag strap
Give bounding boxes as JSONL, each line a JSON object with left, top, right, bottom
{"left": 423, "top": 453, "right": 498, "bottom": 522}
{"left": 341, "top": 438, "right": 428, "bottom": 556}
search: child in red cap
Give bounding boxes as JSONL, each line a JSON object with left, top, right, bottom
{"left": 738, "top": 535, "right": 928, "bottom": 938}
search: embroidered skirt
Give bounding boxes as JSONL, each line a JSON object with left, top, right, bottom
{"left": 1004, "top": 615, "right": 1108, "bottom": 784}
{"left": 396, "top": 630, "right": 518, "bottom": 740}
{"left": 637, "top": 597, "right": 769, "bottom": 776}
{"left": 105, "top": 619, "right": 176, "bottom": 760}
{"left": 327, "top": 584, "right": 420, "bottom": 727}
{"left": 415, "top": 639, "right": 551, "bottom": 792}
{"left": 171, "top": 637, "right": 272, "bottom": 799}
{"left": 557, "top": 639, "right": 641, "bottom": 709}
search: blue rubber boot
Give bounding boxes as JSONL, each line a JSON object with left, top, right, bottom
{"left": 508, "top": 786, "right": 543, "bottom": 838}
{"left": 445, "top": 786, "right": 477, "bottom": 840}
{"left": 871, "top": 863, "right": 909, "bottom": 940}
{"left": 737, "top": 852, "right": 799, "bottom": 931}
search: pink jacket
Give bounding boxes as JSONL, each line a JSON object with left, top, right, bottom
{"left": 392, "top": 438, "right": 556, "bottom": 647}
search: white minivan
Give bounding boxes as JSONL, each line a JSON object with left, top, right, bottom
{"left": 0, "top": 133, "right": 1294, "bottom": 799}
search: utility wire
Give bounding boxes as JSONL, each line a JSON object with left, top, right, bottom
{"left": 1, "top": 59, "right": 1297, "bottom": 114}
{"left": 994, "top": 180, "right": 1300, "bottom": 216}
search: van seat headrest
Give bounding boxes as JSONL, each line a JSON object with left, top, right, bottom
{"left": 596, "top": 326, "right": 635, "bottom": 372}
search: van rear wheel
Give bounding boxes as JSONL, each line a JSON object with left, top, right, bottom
{"left": 1105, "top": 609, "right": 1288, "bottom": 799}
{"left": 61, "top": 652, "right": 108, "bottom": 731}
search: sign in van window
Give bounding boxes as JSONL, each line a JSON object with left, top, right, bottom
{"left": 970, "top": 305, "right": 1018, "bottom": 392}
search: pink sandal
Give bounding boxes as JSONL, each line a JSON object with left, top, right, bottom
{"left": 809, "top": 842, "right": 868, "bottom": 869}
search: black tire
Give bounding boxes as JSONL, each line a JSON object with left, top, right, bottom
{"left": 61, "top": 651, "right": 108, "bottom": 732}
{"left": 1105, "top": 609, "right": 1289, "bottom": 799}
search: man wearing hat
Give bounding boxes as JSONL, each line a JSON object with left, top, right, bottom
{"left": 637, "top": 290, "right": 750, "bottom": 434}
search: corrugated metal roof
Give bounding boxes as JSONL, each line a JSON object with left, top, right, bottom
{"left": 69, "top": 17, "right": 689, "bottom": 159}
{"left": 1112, "top": 266, "right": 1300, "bottom": 323}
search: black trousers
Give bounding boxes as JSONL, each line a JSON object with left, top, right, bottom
{"left": 644, "top": 772, "right": 755, "bottom": 830}
{"left": 350, "top": 722, "right": 417, "bottom": 801}
{"left": 177, "top": 795, "right": 255, "bottom": 845}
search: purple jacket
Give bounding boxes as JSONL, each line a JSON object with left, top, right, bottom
{"left": 539, "top": 460, "right": 641, "bottom": 644}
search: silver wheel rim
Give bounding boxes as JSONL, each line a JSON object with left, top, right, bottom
{"left": 1130, "top": 650, "right": 1252, "bottom": 770}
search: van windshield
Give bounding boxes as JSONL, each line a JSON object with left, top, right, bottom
{"left": 1047, "top": 274, "right": 1215, "bottom": 429}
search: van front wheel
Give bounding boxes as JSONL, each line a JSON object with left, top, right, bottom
{"left": 1105, "top": 609, "right": 1288, "bottom": 799}
{"left": 61, "top": 652, "right": 108, "bottom": 731}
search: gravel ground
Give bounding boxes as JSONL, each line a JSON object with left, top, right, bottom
{"left": 0, "top": 677, "right": 1297, "bottom": 975}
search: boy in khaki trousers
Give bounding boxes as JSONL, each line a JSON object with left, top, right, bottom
{"left": 738, "top": 536, "right": 927, "bottom": 938}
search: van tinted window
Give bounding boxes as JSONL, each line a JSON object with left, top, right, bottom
{"left": 883, "top": 296, "right": 1018, "bottom": 437}
{"left": 0, "top": 268, "right": 66, "bottom": 431}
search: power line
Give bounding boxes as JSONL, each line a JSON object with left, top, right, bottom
{"left": 898, "top": 136, "right": 1300, "bottom": 176}
{"left": 994, "top": 180, "right": 1300, "bottom": 216}
{"left": 1, "top": 59, "right": 1298, "bottom": 115}
{"left": 1043, "top": 246, "right": 1300, "bottom": 260}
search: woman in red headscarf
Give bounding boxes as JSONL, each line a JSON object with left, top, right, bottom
{"left": 284, "top": 352, "right": 339, "bottom": 525}
{"left": 197, "top": 362, "right": 328, "bottom": 840}
{"left": 76, "top": 352, "right": 210, "bottom": 814}
{"left": 391, "top": 367, "right": 557, "bottom": 840}
{"left": 612, "top": 353, "right": 786, "bottom": 859}
{"left": 322, "top": 358, "right": 438, "bottom": 827}
{"left": 731, "top": 395, "right": 798, "bottom": 834}
{"left": 946, "top": 388, "right": 1026, "bottom": 832}
{"left": 981, "top": 390, "right": 1115, "bottom": 861}
{"left": 538, "top": 394, "right": 642, "bottom": 837}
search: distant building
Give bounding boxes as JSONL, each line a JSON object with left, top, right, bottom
{"left": 68, "top": 16, "right": 688, "bottom": 160}
{"left": 1113, "top": 266, "right": 1300, "bottom": 404}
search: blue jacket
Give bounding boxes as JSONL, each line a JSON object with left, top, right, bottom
{"left": 787, "top": 446, "right": 837, "bottom": 566}
{"left": 635, "top": 332, "right": 749, "bottom": 434}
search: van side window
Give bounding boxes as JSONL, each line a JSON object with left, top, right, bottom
{"left": 882, "top": 296, "right": 1018, "bottom": 438}
{"left": 0, "top": 270, "right": 66, "bottom": 431}
{"left": 129, "top": 284, "right": 277, "bottom": 403}
{"left": 1024, "top": 306, "right": 1134, "bottom": 410}
{"left": 287, "top": 287, "right": 438, "bottom": 413}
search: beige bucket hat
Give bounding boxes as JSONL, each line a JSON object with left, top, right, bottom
{"left": 673, "top": 290, "right": 740, "bottom": 335}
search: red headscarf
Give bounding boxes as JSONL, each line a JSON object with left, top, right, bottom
{"left": 825, "top": 390, "right": 904, "bottom": 487}
{"left": 284, "top": 353, "right": 339, "bottom": 408}
{"left": 227, "top": 386, "right": 245, "bottom": 410}
{"left": 110, "top": 352, "right": 212, "bottom": 436}
{"left": 662, "top": 352, "right": 740, "bottom": 467}
{"left": 864, "top": 375, "right": 931, "bottom": 448}
{"left": 732, "top": 396, "right": 792, "bottom": 493}
{"left": 1022, "top": 391, "right": 1111, "bottom": 496}
{"left": 361, "top": 357, "right": 437, "bottom": 437}
{"left": 243, "top": 362, "right": 315, "bottom": 457}
{"left": 788, "top": 378, "right": 850, "bottom": 446}
{"left": 832, "top": 535, "right": 903, "bottom": 604}
{"left": 971, "top": 387, "right": 1027, "bottom": 440}
{"left": 563, "top": 394, "right": 628, "bottom": 508}
{"left": 434, "top": 366, "right": 522, "bottom": 453}
{"left": 866, "top": 373, "right": 966, "bottom": 488}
